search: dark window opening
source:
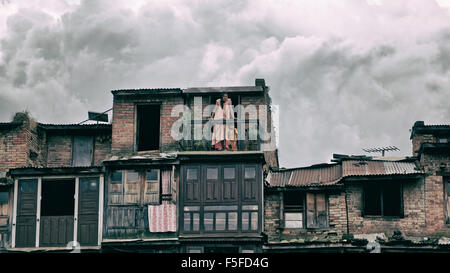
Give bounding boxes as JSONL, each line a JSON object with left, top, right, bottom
{"left": 111, "top": 171, "right": 123, "bottom": 184}
{"left": 364, "top": 183, "right": 382, "bottom": 215}
{"left": 0, "top": 187, "right": 8, "bottom": 204}
{"left": 364, "top": 182, "right": 402, "bottom": 217}
{"left": 283, "top": 191, "right": 304, "bottom": 228}
{"left": 137, "top": 105, "right": 160, "bottom": 151}
{"left": 383, "top": 183, "right": 401, "bottom": 216}
{"left": 41, "top": 180, "right": 75, "bottom": 216}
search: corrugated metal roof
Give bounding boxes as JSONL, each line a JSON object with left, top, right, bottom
{"left": 342, "top": 160, "right": 422, "bottom": 177}
{"left": 410, "top": 121, "right": 450, "bottom": 139}
{"left": 111, "top": 88, "right": 182, "bottom": 95}
{"left": 182, "top": 86, "right": 263, "bottom": 94}
{"left": 0, "top": 121, "right": 22, "bottom": 130}
{"left": 268, "top": 159, "right": 423, "bottom": 188}
{"left": 38, "top": 123, "right": 111, "bottom": 130}
{"left": 267, "top": 164, "right": 341, "bottom": 188}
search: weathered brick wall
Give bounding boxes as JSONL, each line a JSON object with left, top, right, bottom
{"left": 111, "top": 96, "right": 184, "bottom": 155}
{"left": 0, "top": 126, "right": 28, "bottom": 172}
{"left": 346, "top": 179, "right": 427, "bottom": 236}
{"left": 46, "top": 133, "right": 112, "bottom": 167}
{"left": 328, "top": 192, "right": 347, "bottom": 234}
{"left": 264, "top": 192, "right": 281, "bottom": 241}
{"left": 419, "top": 152, "right": 450, "bottom": 234}
{"left": 413, "top": 129, "right": 450, "bottom": 235}
{"left": 411, "top": 134, "right": 435, "bottom": 156}
{"left": 111, "top": 99, "right": 135, "bottom": 154}
{"left": 161, "top": 97, "right": 185, "bottom": 151}
{"left": 423, "top": 175, "right": 447, "bottom": 234}
{"left": 27, "top": 119, "right": 45, "bottom": 168}
{"left": 46, "top": 135, "right": 72, "bottom": 167}
{"left": 94, "top": 134, "right": 112, "bottom": 165}
{"left": 0, "top": 113, "right": 44, "bottom": 172}
{"left": 264, "top": 190, "right": 347, "bottom": 242}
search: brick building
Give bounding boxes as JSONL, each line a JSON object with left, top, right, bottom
{"left": 264, "top": 122, "right": 450, "bottom": 252}
{"left": 0, "top": 79, "right": 448, "bottom": 252}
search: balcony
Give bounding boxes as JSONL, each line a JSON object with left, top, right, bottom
{"left": 178, "top": 119, "right": 261, "bottom": 152}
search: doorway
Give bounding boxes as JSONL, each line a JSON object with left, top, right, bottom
{"left": 39, "top": 180, "right": 75, "bottom": 247}
{"left": 137, "top": 104, "right": 160, "bottom": 151}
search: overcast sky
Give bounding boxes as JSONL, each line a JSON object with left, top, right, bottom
{"left": 0, "top": 0, "right": 449, "bottom": 168}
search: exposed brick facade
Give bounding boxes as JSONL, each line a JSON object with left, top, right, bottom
{"left": 0, "top": 83, "right": 448, "bottom": 252}
{"left": 111, "top": 95, "right": 184, "bottom": 155}
{"left": 345, "top": 179, "right": 427, "bottom": 236}
{"left": 264, "top": 190, "right": 347, "bottom": 243}
{"left": 45, "top": 133, "right": 112, "bottom": 167}
{"left": 0, "top": 113, "right": 45, "bottom": 172}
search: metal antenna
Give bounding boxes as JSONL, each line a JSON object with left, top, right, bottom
{"left": 362, "top": 146, "right": 399, "bottom": 157}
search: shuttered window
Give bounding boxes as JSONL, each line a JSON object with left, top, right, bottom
{"left": 144, "top": 169, "right": 160, "bottom": 204}
{"left": 72, "top": 136, "right": 93, "bottom": 167}
{"left": 243, "top": 166, "right": 258, "bottom": 201}
{"left": 306, "top": 193, "right": 328, "bottom": 229}
{"left": 109, "top": 171, "right": 123, "bottom": 204}
{"left": 109, "top": 169, "right": 162, "bottom": 205}
{"left": 124, "top": 170, "right": 140, "bottom": 204}
{"left": 205, "top": 167, "right": 220, "bottom": 202}
{"left": 223, "top": 167, "right": 237, "bottom": 202}
{"left": 185, "top": 167, "right": 200, "bottom": 202}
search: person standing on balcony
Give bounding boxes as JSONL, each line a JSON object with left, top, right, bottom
{"left": 224, "top": 98, "right": 237, "bottom": 151}
{"left": 211, "top": 93, "right": 230, "bottom": 150}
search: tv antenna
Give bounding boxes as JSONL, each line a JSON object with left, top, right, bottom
{"left": 362, "top": 146, "right": 399, "bottom": 157}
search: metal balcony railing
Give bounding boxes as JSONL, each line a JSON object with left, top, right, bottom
{"left": 178, "top": 119, "right": 261, "bottom": 151}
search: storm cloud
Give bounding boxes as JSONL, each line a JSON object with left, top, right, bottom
{"left": 0, "top": 0, "right": 449, "bottom": 167}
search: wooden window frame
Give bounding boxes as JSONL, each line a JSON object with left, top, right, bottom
{"left": 282, "top": 191, "right": 305, "bottom": 229}
{"left": 362, "top": 182, "right": 404, "bottom": 218}
{"left": 305, "top": 192, "right": 329, "bottom": 229}
{"left": 108, "top": 169, "right": 162, "bottom": 205}
{"left": 135, "top": 103, "right": 162, "bottom": 152}
{"left": 144, "top": 169, "right": 161, "bottom": 205}
{"left": 180, "top": 163, "right": 261, "bottom": 234}
{"left": 71, "top": 135, "right": 94, "bottom": 167}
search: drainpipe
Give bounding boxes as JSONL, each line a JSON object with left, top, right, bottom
{"left": 344, "top": 188, "right": 350, "bottom": 235}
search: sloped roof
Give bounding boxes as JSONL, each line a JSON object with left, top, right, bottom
{"left": 0, "top": 121, "right": 22, "bottom": 130}
{"left": 266, "top": 164, "right": 342, "bottom": 188}
{"left": 38, "top": 123, "right": 111, "bottom": 130}
{"left": 111, "top": 88, "right": 182, "bottom": 96}
{"left": 267, "top": 158, "right": 424, "bottom": 188}
{"left": 410, "top": 121, "right": 450, "bottom": 139}
{"left": 183, "top": 86, "right": 263, "bottom": 94}
{"left": 342, "top": 160, "right": 422, "bottom": 177}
